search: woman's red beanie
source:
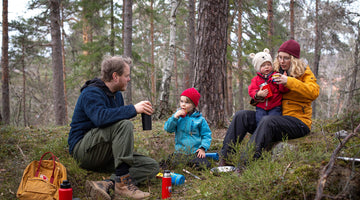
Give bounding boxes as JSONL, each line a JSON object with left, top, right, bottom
{"left": 278, "top": 40, "right": 300, "bottom": 58}
{"left": 181, "top": 88, "right": 201, "bottom": 107}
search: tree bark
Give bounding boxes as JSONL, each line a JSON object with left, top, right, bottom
{"left": 61, "top": 1, "right": 68, "bottom": 123}
{"left": 123, "top": 0, "right": 133, "bottom": 104}
{"left": 346, "top": 23, "right": 360, "bottom": 109}
{"left": 151, "top": 0, "right": 156, "bottom": 105}
{"left": 194, "top": 0, "right": 229, "bottom": 127}
{"left": 157, "top": 0, "right": 181, "bottom": 119}
{"left": 1, "top": 0, "right": 10, "bottom": 124}
{"left": 237, "top": 0, "right": 244, "bottom": 111}
{"left": 313, "top": 0, "right": 321, "bottom": 118}
{"left": 185, "top": 0, "right": 195, "bottom": 89}
{"left": 267, "top": 0, "right": 274, "bottom": 56}
{"left": 110, "top": 0, "right": 115, "bottom": 56}
{"left": 50, "top": 0, "right": 67, "bottom": 125}
{"left": 290, "top": 0, "right": 295, "bottom": 40}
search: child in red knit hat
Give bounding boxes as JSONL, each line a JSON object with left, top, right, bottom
{"left": 162, "top": 88, "right": 212, "bottom": 170}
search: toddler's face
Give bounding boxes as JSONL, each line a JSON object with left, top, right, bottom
{"left": 179, "top": 96, "right": 195, "bottom": 113}
{"left": 260, "top": 61, "right": 273, "bottom": 75}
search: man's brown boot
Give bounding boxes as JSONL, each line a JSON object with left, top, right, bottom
{"left": 115, "top": 174, "right": 150, "bottom": 199}
{"left": 85, "top": 180, "right": 113, "bottom": 200}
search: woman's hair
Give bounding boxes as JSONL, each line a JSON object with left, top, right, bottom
{"left": 101, "top": 55, "right": 132, "bottom": 82}
{"left": 273, "top": 54, "right": 306, "bottom": 78}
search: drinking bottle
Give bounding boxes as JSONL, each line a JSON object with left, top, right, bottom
{"left": 162, "top": 170, "right": 171, "bottom": 199}
{"left": 59, "top": 180, "right": 72, "bottom": 200}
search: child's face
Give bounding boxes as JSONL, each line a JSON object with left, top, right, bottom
{"left": 180, "top": 96, "right": 195, "bottom": 113}
{"left": 260, "top": 61, "right": 273, "bottom": 75}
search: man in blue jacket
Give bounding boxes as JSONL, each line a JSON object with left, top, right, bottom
{"left": 68, "top": 55, "right": 159, "bottom": 200}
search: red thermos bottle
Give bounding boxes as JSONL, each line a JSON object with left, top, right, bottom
{"left": 162, "top": 170, "right": 171, "bottom": 199}
{"left": 59, "top": 180, "right": 73, "bottom": 200}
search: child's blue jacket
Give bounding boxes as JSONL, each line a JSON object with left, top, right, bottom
{"left": 164, "top": 111, "right": 212, "bottom": 154}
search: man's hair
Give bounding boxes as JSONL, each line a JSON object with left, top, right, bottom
{"left": 101, "top": 55, "right": 132, "bottom": 82}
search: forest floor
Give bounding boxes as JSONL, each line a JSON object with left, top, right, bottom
{"left": 0, "top": 115, "right": 359, "bottom": 199}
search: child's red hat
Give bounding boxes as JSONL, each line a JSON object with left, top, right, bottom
{"left": 180, "top": 88, "right": 201, "bottom": 107}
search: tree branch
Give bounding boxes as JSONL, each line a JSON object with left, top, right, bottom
{"left": 315, "top": 123, "right": 360, "bottom": 200}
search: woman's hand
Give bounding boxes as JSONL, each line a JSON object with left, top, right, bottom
{"left": 273, "top": 72, "right": 288, "bottom": 85}
{"left": 196, "top": 148, "right": 205, "bottom": 158}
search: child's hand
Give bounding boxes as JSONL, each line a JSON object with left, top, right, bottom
{"left": 256, "top": 87, "right": 269, "bottom": 98}
{"left": 196, "top": 148, "right": 205, "bottom": 158}
{"left": 174, "top": 109, "right": 186, "bottom": 118}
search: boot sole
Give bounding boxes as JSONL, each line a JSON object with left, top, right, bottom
{"left": 85, "top": 180, "right": 111, "bottom": 200}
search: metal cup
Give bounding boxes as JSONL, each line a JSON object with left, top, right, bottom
{"left": 141, "top": 113, "right": 152, "bottom": 130}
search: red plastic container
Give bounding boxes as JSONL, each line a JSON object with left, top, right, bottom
{"left": 162, "top": 170, "right": 172, "bottom": 199}
{"left": 260, "top": 83, "right": 273, "bottom": 99}
{"left": 59, "top": 180, "right": 73, "bottom": 200}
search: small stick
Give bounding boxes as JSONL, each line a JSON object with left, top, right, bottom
{"left": 182, "top": 169, "right": 202, "bottom": 180}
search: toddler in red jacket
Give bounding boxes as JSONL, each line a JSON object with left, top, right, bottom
{"left": 248, "top": 48, "right": 289, "bottom": 125}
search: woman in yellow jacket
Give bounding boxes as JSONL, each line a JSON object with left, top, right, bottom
{"left": 220, "top": 39, "right": 320, "bottom": 164}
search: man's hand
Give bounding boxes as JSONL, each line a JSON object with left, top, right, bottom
{"left": 134, "top": 101, "right": 153, "bottom": 115}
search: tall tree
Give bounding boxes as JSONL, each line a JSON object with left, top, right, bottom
{"left": 290, "top": 0, "right": 295, "bottom": 40}
{"left": 267, "top": 0, "right": 274, "bottom": 56}
{"left": 150, "top": 0, "right": 156, "bottom": 104}
{"left": 237, "top": 0, "right": 244, "bottom": 110}
{"left": 50, "top": 0, "right": 67, "bottom": 125}
{"left": 157, "top": 0, "right": 181, "bottom": 119}
{"left": 185, "top": 0, "right": 195, "bottom": 89}
{"left": 194, "top": 0, "right": 229, "bottom": 127}
{"left": 1, "top": 0, "right": 9, "bottom": 124}
{"left": 61, "top": 1, "right": 68, "bottom": 122}
{"left": 110, "top": 0, "right": 115, "bottom": 56}
{"left": 312, "top": 0, "right": 321, "bottom": 118}
{"left": 123, "top": 0, "right": 133, "bottom": 104}
{"left": 346, "top": 23, "right": 360, "bottom": 110}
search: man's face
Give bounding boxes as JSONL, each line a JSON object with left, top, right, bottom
{"left": 114, "top": 64, "right": 131, "bottom": 92}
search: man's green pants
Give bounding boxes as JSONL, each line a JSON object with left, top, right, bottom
{"left": 72, "top": 120, "right": 159, "bottom": 184}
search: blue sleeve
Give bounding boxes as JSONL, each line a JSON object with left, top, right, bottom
{"left": 81, "top": 87, "right": 137, "bottom": 127}
{"left": 164, "top": 115, "right": 178, "bottom": 133}
{"left": 199, "top": 117, "right": 212, "bottom": 151}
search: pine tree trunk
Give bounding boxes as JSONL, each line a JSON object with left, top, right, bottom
{"left": 313, "top": 0, "right": 320, "bottom": 118}
{"left": 267, "top": 0, "right": 274, "bottom": 56}
{"left": 290, "top": 0, "right": 295, "bottom": 40}
{"left": 194, "top": 0, "right": 229, "bottom": 127}
{"left": 110, "top": 0, "right": 115, "bottom": 56}
{"left": 185, "top": 0, "right": 195, "bottom": 89}
{"left": 237, "top": 0, "right": 244, "bottom": 110}
{"left": 1, "top": 0, "right": 10, "bottom": 124}
{"left": 123, "top": 0, "right": 133, "bottom": 104}
{"left": 61, "top": 2, "right": 68, "bottom": 123}
{"left": 50, "top": 0, "right": 67, "bottom": 125}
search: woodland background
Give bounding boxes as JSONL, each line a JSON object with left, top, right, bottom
{"left": 0, "top": 0, "right": 360, "bottom": 128}
{"left": 1, "top": 1, "right": 360, "bottom": 199}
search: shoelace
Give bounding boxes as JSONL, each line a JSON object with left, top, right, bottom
{"left": 123, "top": 176, "right": 139, "bottom": 192}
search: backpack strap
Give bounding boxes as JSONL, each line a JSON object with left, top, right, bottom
{"left": 35, "top": 152, "right": 57, "bottom": 184}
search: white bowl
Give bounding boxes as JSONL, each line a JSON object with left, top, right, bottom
{"left": 210, "top": 166, "right": 235, "bottom": 175}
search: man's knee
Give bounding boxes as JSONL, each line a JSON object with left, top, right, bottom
{"left": 114, "top": 120, "right": 133, "bottom": 129}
